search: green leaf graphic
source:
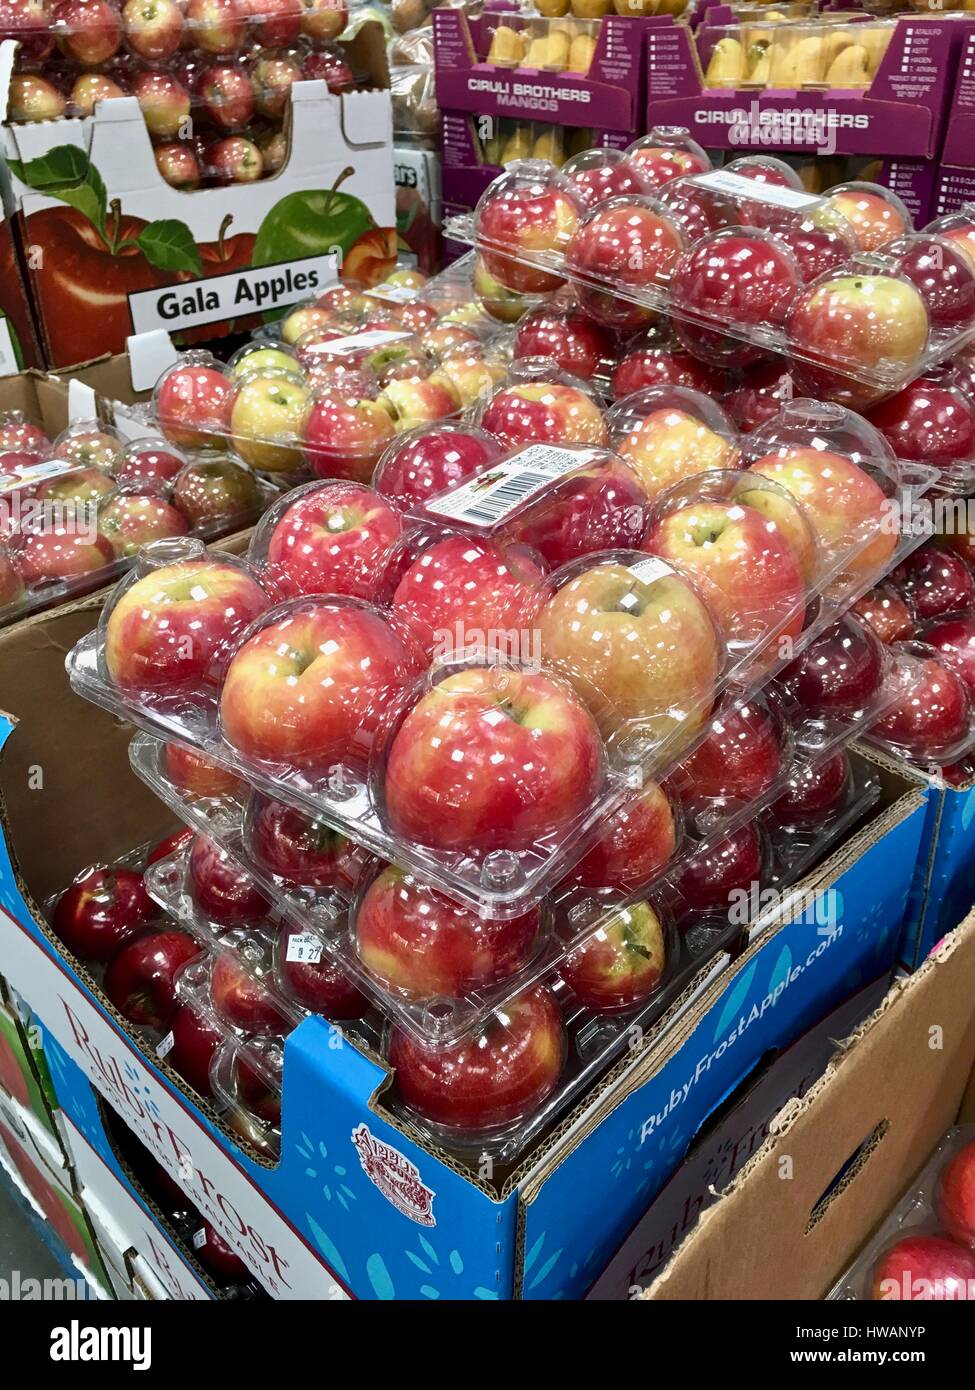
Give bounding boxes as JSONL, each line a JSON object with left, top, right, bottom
{"left": 137, "top": 220, "right": 202, "bottom": 276}
{"left": 7, "top": 147, "right": 107, "bottom": 235}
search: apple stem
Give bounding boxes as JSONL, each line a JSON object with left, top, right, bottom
{"left": 216, "top": 213, "right": 235, "bottom": 259}
{"left": 323, "top": 166, "right": 355, "bottom": 221}
{"left": 105, "top": 198, "right": 123, "bottom": 255}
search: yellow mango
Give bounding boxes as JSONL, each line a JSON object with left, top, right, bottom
{"left": 532, "top": 128, "right": 566, "bottom": 164}
{"left": 536, "top": 0, "right": 570, "bottom": 14}
{"left": 500, "top": 127, "right": 533, "bottom": 164}
{"left": 568, "top": 33, "right": 597, "bottom": 72}
{"left": 705, "top": 36, "right": 745, "bottom": 86}
{"left": 487, "top": 25, "right": 525, "bottom": 65}
{"left": 826, "top": 42, "right": 871, "bottom": 88}
{"left": 747, "top": 40, "right": 772, "bottom": 83}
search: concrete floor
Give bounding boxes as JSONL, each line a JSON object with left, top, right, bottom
{"left": 0, "top": 1171, "right": 69, "bottom": 1286}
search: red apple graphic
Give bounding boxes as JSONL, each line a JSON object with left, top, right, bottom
{"left": 0, "top": 1029, "right": 31, "bottom": 1107}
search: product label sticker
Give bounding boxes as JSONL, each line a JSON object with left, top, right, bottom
{"left": 307, "top": 329, "right": 412, "bottom": 356}
{"left": 627, "top": 556, "right": 672, "bottom": 586}
{"left": 0, "top": 461, "right": 75, "bottom": 494}
{"left": 351, "top": 1124, "right": 436, "bottom": 1227}
{"left": 285, "top": 932, "right": 323, "bottom": 965}
{"left": 364, "top": 284, "right": 419, "bottom": 305}
{"left": 192, "top": 1228, "right": 207, "bottom": 1251}
{"left": 425, "top": 444, "right": 604, "bottom": 527}
{"left": 689, "top": 168, "right": 820, "bottom": 211}
{"left": 156, "top": 1032, "right": 175, "bottom": 1059}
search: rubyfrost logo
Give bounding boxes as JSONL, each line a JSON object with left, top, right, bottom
{"left": 351, "top": 1124, "right": 436, "bottom": 1227}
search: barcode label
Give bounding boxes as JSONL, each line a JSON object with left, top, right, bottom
{"left": 0, "top": 460, "right": 76, "bottom": 494}
{"left": 309, "top": 329, "right": 411, "bottom": 356}
{"left": 689, "top": 169, "right": 820, "bottom": 210}
{"left": 426, "top": 444, "right": 604, "bottom": 527}
{"left": 286, "top": 932, "right": 323, "bottom": 965}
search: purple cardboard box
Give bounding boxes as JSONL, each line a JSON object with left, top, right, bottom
{"left": 934, "top": 166, "right": 975, "bottom": 217}
{"left": 645, "top": 14, "right": 962, "bottom": 159}
{"left": 433, "top": 9, "right": 646, "bottom": 133}
{"left": 941, "top": 22, "right": 975, "bottom": 169}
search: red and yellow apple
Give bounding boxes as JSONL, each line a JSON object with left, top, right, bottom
{"left": 561, "top": 898, "right": 666, "bottom": 1013}
{"left": 262, "top": 481, "right": 402, "bottom": 601}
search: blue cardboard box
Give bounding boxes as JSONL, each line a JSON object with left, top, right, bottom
{"left": 0, "top": 599, "right": 929, "bottom": 1300}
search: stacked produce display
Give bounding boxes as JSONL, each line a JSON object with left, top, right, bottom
{"left": 36, "top": 133, "right": 975, "bottom": 1172}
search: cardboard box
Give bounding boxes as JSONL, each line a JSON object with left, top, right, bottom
{"left": 433, "top": 9, "right": 646, "bottom": 134}
{"left": 0, "top": 992, "right": 60, "bottom": 1133}
{"left": 0, "top": 590, "right": 930, "bottom": 1298}
{"left": 641, "top": 910, "right": 975, "bottom": 1300}
{"left": 0, "top": 28, "right": 396, "bottom": 368}
{"left": 587, "top": 973, "right": 892, "bottom": 1299}
{"left": 645, "top": 14, "right": 965, "bottom": 160}
{"left": 897, "top": 764, "right": 975, "bottom": 969}
{"left": 933, "top": 165, "right": 975, "bottom": 218}
{"left": 0, "top": 204, "right": 40, "bottom": 372}
{"left": 394, "top": 143, "right": 442, "bottom": 274}
{"left": 940, "top": 21, "right": 975, "bottom": 169}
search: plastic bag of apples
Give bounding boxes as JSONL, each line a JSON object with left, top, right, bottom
{"left": 828, "top": 1127, "right": 975, "bottom": 1301}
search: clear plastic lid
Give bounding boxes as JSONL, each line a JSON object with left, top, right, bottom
{"left": 561, "top": 147, "right": 655, "bottom": 211}
{"left": 624, "top": 128, "right": 710, "bottom": 191}
{"left": 607, "top": 383, "right": 742, "bottom": 502}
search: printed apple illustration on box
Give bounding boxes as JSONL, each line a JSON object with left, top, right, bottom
{"left": 9, "top": 130, "right": 397, "bottom": 364}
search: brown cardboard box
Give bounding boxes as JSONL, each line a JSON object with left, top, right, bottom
{"left": 642, "top": 911, "right": 975, "bottom": 1300}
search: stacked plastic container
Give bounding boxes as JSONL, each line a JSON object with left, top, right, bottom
{"left": 53, "top": 183, "right": 975, "bottom": 1171}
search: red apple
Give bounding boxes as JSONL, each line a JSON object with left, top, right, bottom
{"left": 220, "top": 600, "right": 422, "bottom": 770}
{"left": 477, "top": 172, "right": 581, "bottom": 294}
{"left": 868, "top": 376, "right": 975, "bottom": 476}
{"left": 539, "top": 556, "right": 721, "bottom": 747}
{"left": 122, "top": 0, "right": 183, "bottom": 59}
{"left": 69, "top": 71, "right": 127, "bottom": 117}
{"left": 560, "top": 898, "right": 667, "bottom": 1013}
{"left": 377, "top": 373, "right": 462, "bottom": 433}
{"left": 480, "top": 381, "right": 607, "bottom": 450}
{"left": 871, "top": 653, "right": 971, "bottom": 763}
{"left": 672, "top": 823, "right": 765, "bottom": 917}
{"left": 104, "top": 555, "right": 269, "bottom": 692}
{"left": 390, "top": 535, "right": 545, "bottom": 660}
{"left": 778, "top": 615, "right": 884, "bottom": 717}
{"left": 52, "top": 865, "right": 156, "bottom": 963}
{"left": 571, "top": 780, "right": 677, "bottom": 891}
{"left": 507, "top": 457, "right": 649, "bottom": 570}
{"left": 567, "top": 198, "right": 683, "bottom": 332}
{"left": 892, "top": 548, "right": 975, "bottom": 622}
{"left": 671, "top": 229, "right": 800, "bottom": 368}
{"left": 0, "top": 0, "right": 55, "bottom": 64}
{"left": 561, "top": 148, "right": 653, "bottom": 210}
{"left": 276, "top": 921, "right": 366, "bottom": 1019}
{"left": 146, "top": 827, "right": 195, "bottom": 866}
{"left": 871, "top": 1234, "right": 975, "bottom": 1301}
{"left": 0, "top": 416, "right": 50, "bottom": 457}
{"left": 156, "top": 360, "right": 234, "bottom": 449}
{"left": 54, "top": 0, "right": 120, "bottom": 65}
{"left": 211, "top": 943, "right": 288, "bottom": 1033}
{"left": 154, "top": 141, "right": 202, "bottom": 190}
{"left": 186, "top": 0, "right": 244, "bottom": 54}
{"left": 514, "top": 305, "right": 613, "bottom": 380}
{"left": 826, "top": 185, "right": 909, "bottom": 253}
{"left": 164, "top": 740, "right": 245, "bottom": 797}
{"left": 355, "top": 864, "right": 540, "bottom": 1001}
{"left": 115, "top": 442, "right": 186, "bottom": 487}
{"left": 389, "top": 983, "right": 564, "bottom": 1132}
{"left": 250, "top": 51, "right": 301, "bottom": 119}
{"left": 644, "top": 495, "right": 806, "bottom": 655}
{"left": 132, "top": 69, "right": 191, "bottom": 139}
{"left": 775, "top": 220, "right": 855, "bottom": 285}
{"left": 611, "top": 381, "right": 746, "bottom": 503}
{"left": 98, "top": 493, "right": 189, "bottom": 558}
{"left": 302, "top": 384, "right": 396, "bottom": 484}
{"left": 723, "top": 360, "right": 795, "bottom": 433}
{"left": 167, "top": 1002, "right": 222, "bottom": 1095}
{"left": 787, "top": 273, "right": 929, "bottom": 409}
{"left": 189, "top": 835, "right": 269, "bottom": 926}
{"left": 301, "top": 44, "right": 355, "bottom": 92}
{"left": 921, "top": 616, "right": 975, "bottom": 696}
{"left": 938, "top": 1140, "right": 975, "bottom": 1247}
{"left": 748, "top": 445, "right": 895, "bottom": 584}
{"left": 247, "top": 793, "right": 364, "bottom": 889}
{"left": 886, "top": 235, "right": 975, "bottom": 331}
{"left": 655, "top": 178, "right": 731, "bottom": 245}
{"left": 7, "top": 73, "right": 65, "bottom": 122}
{"left": 261, "top": 480, "right": 402, "bottom": 601}
{"left": 384, "top": 666, "right": 604, "bottom": 854}
{"left": 35, "top": 466, "right": 114, "bottom": 505}
{"left": 56, "top": 427, "right": 124, "bottom": 471}
{"left": 12, "top": 518, "right": 116, "bottom": 584}
{"left": 853, "top": 586, "right": 915, "bottom": 644}
{"left": 770, "top": 748, "right": 851, "bottom": 828}
{"left": 611, "top": 339, "right": 728, "bottom": 400}
{"left": 195, "top": 1221, "right": 249, "bottom": 1281}
{"left": 666, "top": 693, "right": 783, "bottom": 811}
{"left": 104, "top": 930, "right": 200, "bottom": 1030}
{"left": 300, "top": 0, "right": 345, "bottom": 42}
{"left": 199, "top": 61, "right": 255, "bottom": 129}
{"left": 205, "top": 135, "right": 263, "bottom": 183}
{"left": 625, "top": 131, "right": 709, "bottom": 190}
{"left": 372, "top": 424, "right": 501, "bottom": 508}
{"left": 239, "top": 0, "right": 302, "bottom": 46}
